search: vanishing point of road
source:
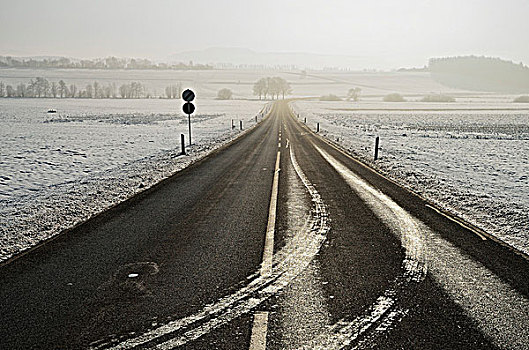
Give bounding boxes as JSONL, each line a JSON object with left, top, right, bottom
{"left": 1, "top": 101, "right": 529, "bottom": 349}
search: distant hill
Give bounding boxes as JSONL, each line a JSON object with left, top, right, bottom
{"left": 168, "top": 47, "right": 372, "bottom": 70}
{"left": 429, "top": 56, "right": 529, "bottom": 93}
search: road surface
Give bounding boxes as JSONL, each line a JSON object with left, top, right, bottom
{"left": 1, "top": 101, "right": 529, "bottom": 349}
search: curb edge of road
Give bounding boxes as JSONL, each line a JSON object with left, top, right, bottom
{"left": 0, "top": 104, "right": 274, "bottom": 268}
{"left": 287, "top": 102, "right": 529, "bottom": 262}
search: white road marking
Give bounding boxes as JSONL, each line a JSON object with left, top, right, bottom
{"left": 313, "top": 144, "right": 529, "bottom": 350}
{"left": 261, "top": 150, "right": 281, "bottom": 277}
{"left": 249, "top": 312, "right": 269, "bottom": 350}
{"left": 249, "top": 142, "right": 281, "bottom": 349}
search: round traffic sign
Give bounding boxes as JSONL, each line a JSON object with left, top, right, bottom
{"left": 182, "top": 89, "right": 195, "bottom": 102}
{"left": 183, "top": 102, "right": 195, "bottom": 115}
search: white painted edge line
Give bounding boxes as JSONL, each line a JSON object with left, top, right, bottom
{"left": 249, "top": 312, "right": 269, "bottom": 350}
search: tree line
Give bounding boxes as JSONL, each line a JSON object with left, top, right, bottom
{"left": 0, "top": 77, "right": 184, "bottom": 99}
{"left": 429, "top": 56, "right": 529, "bottom": 93}
{"left": 252, "top": 77, "right": 292, "bottom": 99}
{"left": 0, "top": 56, "right": 212, "bottom": 70}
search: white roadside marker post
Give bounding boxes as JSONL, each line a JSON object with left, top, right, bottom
{"left": 374, "top": 136, "right": 380, "bottom": 161}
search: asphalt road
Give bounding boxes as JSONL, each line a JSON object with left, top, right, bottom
{"left": 1, "top": 101, "right": 529, "bottom": 349}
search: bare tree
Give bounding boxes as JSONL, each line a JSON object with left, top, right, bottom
{"left": 175, "top": 83, "right": 182, "bottom": 99}
{"left": 16, "top": 83, "right": 26, "bottom": 97}
{"left": 85, "top": 84, "right": 93, "bottom": 98}
{"left": 69, "top": 84, "right": 77, "bottom": 98}
{"left": 253, "top": 78, "right": 267, "bottom": 100}
{"left": 347, "top": 87, "right": 361, "bottom": 101}
{"left": 51, "top": 82, "right": 58, "bottom": 98}
{"left": 269, "top": 77, "right": 283, "bottom": 100}
{"left": 110, "top": 83, "right": 117, "bottom": 98}
{"left": 217, "top": 88, "right": 233, "bottom": 100}
{"left": 32, "top": 77, "right": 50, "bottom": 97}
{"left": 165, "top": 83, "right": 182, "bottom": 98}
{"left": 278, "top": 78, "right": 292, "bottom": 99}
{"left": 93, "top": 82, "right": 100, "bottom": 98}
{"left": 103, "top": 84, "right": 112, "bottom": 98}
{"left": 58, "top": 80, "right": 66, "bottom": 98}
{"left": 119, "top": 84, "right": 127, "bottom": 98}
{"left": 6, "top": 85, "right": 15, "bottom": 97}
{"left": 254, "top": 77, "right": 291, "bottom": 100}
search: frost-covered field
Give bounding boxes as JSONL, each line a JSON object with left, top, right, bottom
{"left": 293, "top": 100, "right": 529, "bottom": 255}
{"left": 0, "top": 98, "right": 268, "bottom": 262}
{"left": 0, "top": 68, "right": 468, "bottom": 99}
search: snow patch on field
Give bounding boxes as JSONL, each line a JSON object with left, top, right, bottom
{"left": 0, "top": 98, "right": 269, "bottom": 262}
{"left": 292, "top": 100, "right": 529, "bottom": 255}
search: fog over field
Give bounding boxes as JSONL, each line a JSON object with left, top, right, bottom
{"left": 1, "top": 0, "right": 528, "bottom": 70}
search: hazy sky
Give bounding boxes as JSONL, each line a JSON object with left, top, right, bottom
{"left": 1, "top": 0, "right": 528, "bottom": 68}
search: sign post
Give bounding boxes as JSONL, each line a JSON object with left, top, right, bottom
{"left": 182, "top": 89, "right": 195, "bottom": 146}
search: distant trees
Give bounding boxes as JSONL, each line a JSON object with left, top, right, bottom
{"left": 6, "top": 85, "right": 15, "bottom": 97}
{"left": 0, "top": 77, "right": 169, "bottom": 99}
{"left": 118, "top": 82, "right": 145, "bottom": 98}
{"left": 253, "top": 77, "right": 292, "bottom": 100}
{"left": 165, "top": 83, "right": 182, "bottom": 99}
{"left": 277, "top": 77, "right": 292, "bottom": 99}
{"left": 217, "top": 88, "right": 233, "bottom": 100}
{"left": 58, "top": 80, "right": 67, "bottom": 98}
{"left": 16, "top": 83, "right": 26, "bottom": 97}
{"left": 32, "top": 77, "right": 49, "bottom": 97}
{"left": 429, "top": 56, "right": 529, "bottom": 93}
{"left": 69, "top": 84, "right": 77, "bottom": 98}
{"left": 253, "top": 78, "right": 267, "bottom": 100}
{"left": 420, "top": 94, "right": 455, "bottom": 102}
{"left": 0, "top": 55, "right": 213, "bottom": 70}
{"left": 513, "top": 95, "right": 529, "bottom": 103}
{"left": 85, "top": 84, "right": 93, "bottom": 98}
{"left": 320, "top": 94, "right": 342, "bottom": 101}
{"left": 383, "top": 93, "right": 406, "bottom": 102}
{"left": 347, "top": 87, "right": 361, "bottom": 101}
{"left": 51, "top": 82, "right": 58, "bottom": 98}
